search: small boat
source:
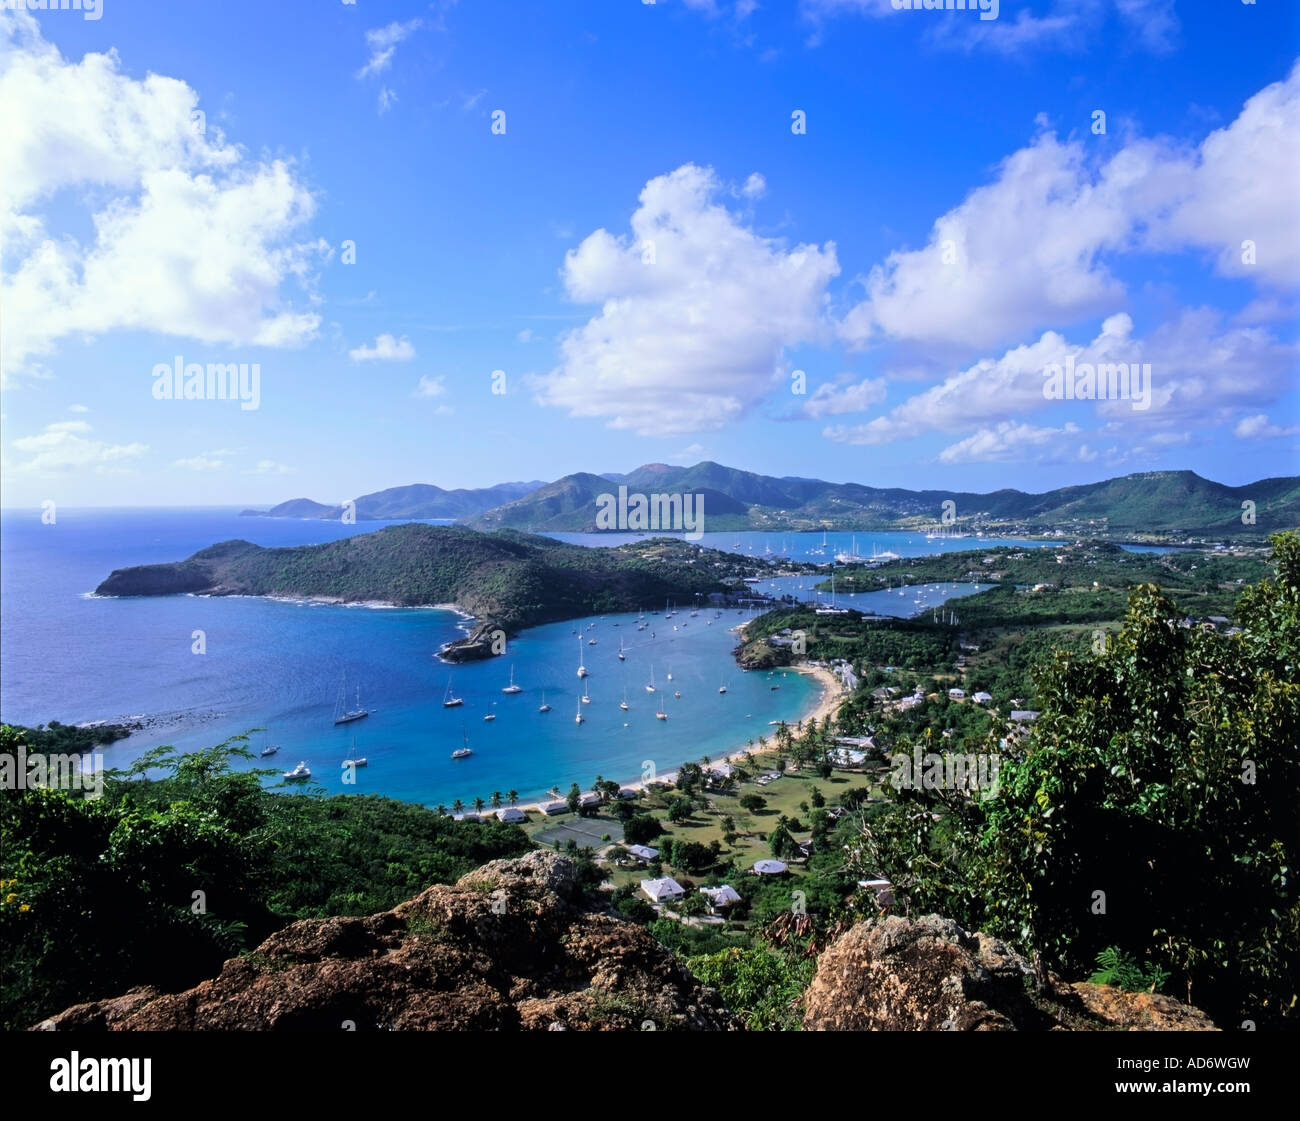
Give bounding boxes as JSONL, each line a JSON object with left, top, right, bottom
{"left": 284, "top": 761, "right": 311, "bottom": 781}
{"left": 673, "top": 690, "right": 680, "bottom": 699}
{"left": 575, "top": 699, "right": 585, "bottom": 724}
{"left": 538, "top": 690, "right": 551, "bottom": 713}
{"left": 620, "top": 686, "right": 629, "bottom": 712}
{"left": 451, "top": 726, "right": 472, "bottom": 759}
{"left": 667, "top": 665, "right": 673, "bottom": 681}
{"left": 483, "top": 713, "right": 496, "bottom": 722}
{"left": 588, "top": 638, "right": 598, "bottom": 645}
{"left": 577, "top": 640, "right": 588, "bottom": 678}
{"left": 618, "top": 638, "right": 626, "bottom": 661}
{"left": 581, "top": 680, "right": 591, "bottom": 705}
{"left": 502, "top": 665, "right": 522, "bottom": 694}
{"left": 342, "top": 757, "right": 367, "bottom": 768}
{"left": 442, "top": 678, "right": 463, "bottom": 708}
{"left": 260, "top": 744, "right": 280, "bottom": 757}
{"left": 719, "top": 678, "right": 728, "bottom": 694}
{"left": 645, "top": 665, "right": 656, "bottom": 693}
{"left": 656, "top": 699, "right": 668, "bottom": 721}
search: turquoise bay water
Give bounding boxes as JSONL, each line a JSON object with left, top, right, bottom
{"left": 0, "top": 510, "right": 817, "bottom": 806}
{"left": 0, "top": 511, "right": 1170, "bottom": 808}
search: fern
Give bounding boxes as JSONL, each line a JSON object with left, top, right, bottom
{"left": 1088, "top": 946, "right": 1170, "bottom": 993}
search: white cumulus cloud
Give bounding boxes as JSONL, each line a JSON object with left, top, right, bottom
{"left": 533, "top": 164, "right": 840, "bottom": 436}
{"left": 349, "top": 334, "right": 416, "bottom": 362}
{"left": 0, "top": 15, "right": 326, "bottom": 379}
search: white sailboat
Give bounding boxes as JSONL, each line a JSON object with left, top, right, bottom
{"left": 645, "top": 664, "right": 656, "bottom": 693}
{"left": 718, "top": 677, "right": 728, "bottom": 694}
{"left": 333, "top": 673, "right": 369, "bottom": 725}
{"left": 343, "top": 736, "right": 367, "bottom": 769}
{"left": 581, "top": 679, "right": 591, "bottom": 705}
{"left": 574, "top": 697, "right": 585, "bottom": 724}
{"left": 656, "top": 696, "right": 668, "bottom": 720}
{"left": 618, "top": 638, "right": 626, "bottom": 661}
{"left": 442, "top": 677, "right": 463, "bottom": 708}
{"left": 620, "top": 686, "right": 629, "bottom": 711}
{"left": 577, "top": 639, "right": 588, "bottom": 678}
{"left": 502, "top": 665, "right": 522, "bottom": 694}
{"left": 538, "top": 690, "right": 551, "bottom": 713}
{"left": 451, "top": 725, "right": 472, "bottom": 759}
{"left": 666, "top": 663, "right": 673, "bottom": 681}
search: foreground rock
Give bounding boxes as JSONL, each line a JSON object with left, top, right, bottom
{"left": 802, "top": 915, "right": 1218, "bottom": 1031}
{"left": 36, "top": 852, "right": 740, "bottom": 1032}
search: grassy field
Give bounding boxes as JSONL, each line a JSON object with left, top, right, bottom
{"left": 519, "top": 748, "right": 884, "bottom": 892}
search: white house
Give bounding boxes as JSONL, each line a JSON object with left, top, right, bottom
{"left": 641, "top": 876, "right": 685, "bottom": 903}
{"left": 496, "top": 807, "right": 527, "bottom": 824}
{"left": 578, "top": 792, "right": 602, "bottom": 809}
{"left": 626, "top": 844, "right": 659, "bottom": 863}
{"left": 972, "top": 691, "right": 993, "bottom": 704}
{"left": 1010, "top": 710, "right": 1040, "bottom": 723}
{"left": 752, "top": 859, "right": 787, "bottom": 876}
{"left": 948, "top": 687, "right": 966, "bottom": 700}
{"left": 700, "top": 885, "right": 742, "bottom": 913}
{"left": 540, "top": 800, "right": 568, "bottom": 816}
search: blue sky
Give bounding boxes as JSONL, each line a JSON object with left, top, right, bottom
{"left": 1, "top": 0, "right": 1297, "bottom": 507}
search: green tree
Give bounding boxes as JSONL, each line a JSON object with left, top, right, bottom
{"left": 623, "top": 815, "right": 665, "bottom": 847}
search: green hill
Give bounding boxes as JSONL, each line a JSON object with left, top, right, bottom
{"left": 250, "top": 462, "right": 1300, "bottom": 537}
{"left": 94, "top": 524, "right": 740, "bottom": 631}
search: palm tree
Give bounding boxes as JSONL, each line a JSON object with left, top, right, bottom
{"left": 473, "top": 796, "right": 485, "bottom": 814}
{"left": 508, "top": 788, "right": 519, "bottom": 806}
{"left": 435, "top": 803, "right": 447, "bottom": 817}
{"left": 452, "top": 798, "right": 464, "bottom": 814}
{"left": 491, "top": 791, "right": 503, "bottom": 808}
{"left": 549, "top": 786, "right": 561, "bottom": 800}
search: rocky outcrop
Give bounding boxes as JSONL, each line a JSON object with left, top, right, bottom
{"left": 438, "top": 619, "right": 506, "bottom": 662}
{"left": 802, "top": 915, "right": 1218, "bottom": 1031}
{"left": 35, "top": 852, "right": 739, "bottom": 1032}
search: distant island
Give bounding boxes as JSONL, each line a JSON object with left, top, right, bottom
{"left": 93, "top": 524, "right": 772, "bottom": 659}
{"left": 239, "top": 479, "right": 545, "bottom": 522}
{"left": 241, "top": 461, "right": 1300, "bottom": 539}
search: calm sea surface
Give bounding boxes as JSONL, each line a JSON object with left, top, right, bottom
{"left": 0, "top": 510, "right": 1165, "bottom": 806}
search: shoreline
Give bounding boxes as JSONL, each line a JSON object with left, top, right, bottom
{"left": 504, "top": 660, "right": 843, "bottom": 819}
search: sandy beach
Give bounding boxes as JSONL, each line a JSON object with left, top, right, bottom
{"left": 495, "top": 659, "right": 845, "bottom": 819}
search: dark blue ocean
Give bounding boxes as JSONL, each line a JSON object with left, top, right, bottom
{"left": 0, "top": 510, "right": 1151, "bottom": 807}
